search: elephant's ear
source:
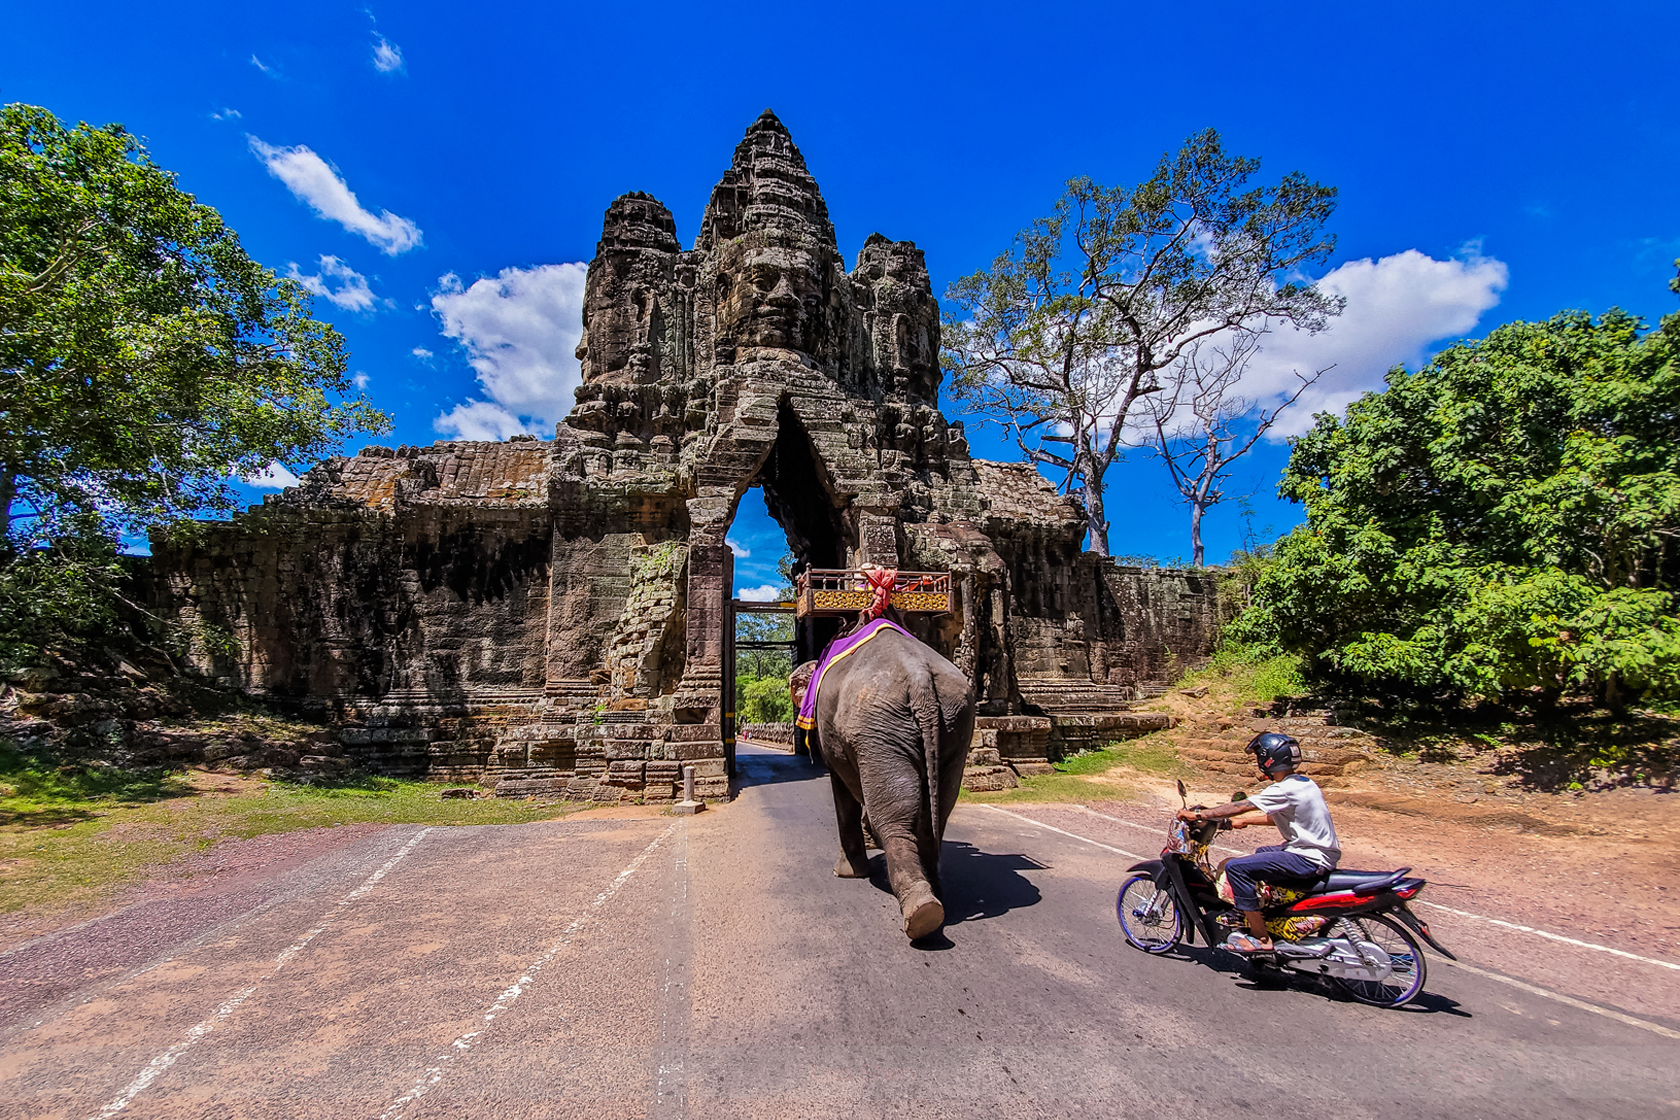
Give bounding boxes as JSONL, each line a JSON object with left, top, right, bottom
{"left": 789, "top": 659, "right": 819, "bottom": 707}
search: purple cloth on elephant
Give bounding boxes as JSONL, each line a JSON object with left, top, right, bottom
{"left": 795, "top": 618, "right": 915, "bottom": 730}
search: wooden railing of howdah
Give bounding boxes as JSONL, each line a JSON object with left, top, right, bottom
{"left": 794, "top": 569, "right": 953, "bottom": 618}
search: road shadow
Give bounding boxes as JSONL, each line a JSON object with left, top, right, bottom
{"left": 860, "top": 840, "right": 1045, "bottom": 934}
{"left": 1165, "top": 942, "right": 1471, "bottom": 1016}
{"left": 940, "top": 841, "right": 1046, "bottom": 926}
{"left": 731, "top": 745, "right": 826, "bottom": 790}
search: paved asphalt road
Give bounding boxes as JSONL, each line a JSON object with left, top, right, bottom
{"left": 0, "top": 744, "right": 1675, "bottom": 1118}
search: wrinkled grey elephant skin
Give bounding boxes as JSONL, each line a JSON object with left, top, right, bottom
{"left": 806, "top": 629, "right": 975, "bottom": 940}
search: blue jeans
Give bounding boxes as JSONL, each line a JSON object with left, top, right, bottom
{"left": 1224, "top": 845, "right": 1323, "bottom": 911}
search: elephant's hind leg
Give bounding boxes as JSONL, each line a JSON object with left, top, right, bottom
{"left": 882, "top": 834, "right": 944, "bottom": 939}
{"left": 829, "top": 772, "right": 872, "bottom": 879}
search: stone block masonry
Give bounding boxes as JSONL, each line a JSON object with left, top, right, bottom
{"left": 147, "top": 111, "right": 1219, "bottom": 797}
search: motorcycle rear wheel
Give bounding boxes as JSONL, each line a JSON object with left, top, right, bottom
{"left": 1117, "top": 874, "right": 1182, "bottom": 953}
{"left": 1327, "top": 914, "right": 1427, "bottom": 1008}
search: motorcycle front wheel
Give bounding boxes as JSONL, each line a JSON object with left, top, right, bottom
{"left": 1327, "top": 914, "right": 1427, "bottom": 1008}
{"left": 1117, "top": 874, "right": 1182, "bottom": 953}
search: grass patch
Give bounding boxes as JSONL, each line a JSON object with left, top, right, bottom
{"left": 1064, "top": 737, "right": 1191, "bottom": 778}
{"left": 1179, "top": 643, "right": 1306, "bottom": 707}
{"left": 0, "top": 741, "right": 197, "bottom": 827}
{"left": 0, "top": 751, "right": 580, "bottom": 928}
{"left": 960, "top": 737, "right": 1191, "bottom": 804}
{"left": 960, "top": 771, "right": 1140, "bottom": 805}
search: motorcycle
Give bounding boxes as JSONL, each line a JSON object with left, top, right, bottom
{"left": 1116, "top": 780, "right": 1456, "bottom": 1008}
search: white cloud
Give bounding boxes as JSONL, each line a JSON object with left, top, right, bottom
{"left": 433, "top": 400, "right": 538, "bottom": 442}
{"left": 354, "top": 372, "right": 371, "bottom": 389}
{"left": 738, "top": 584, "right": 782, "bottom": 602}
{"left": 726, "top": 537, "right": 750, "bottom": 559}
{"left": 429, "top": 263, "right": 587, "bottom": 440}
{"left": 411, "top": 346, "right": 434, "bottom": 360}
{"left": 371, "top": 35, "right": 405, "bottom": 73}
{"left": 246, "top": 463, "right": 301, "bottom": 489}
{"left": 286, "top": 255, "right": 378, "bottom": 312}
{"left": 1240, "top": 248, "right": 1509, "bottom": 437}
{"left": 250, "top": 54, "right": 273, "bottom": 74}
{"left": 248, "top": 137, "right": 423, "bottom": 255}
{"left": 211, "top": 107, "right": 242, "bottom": 121}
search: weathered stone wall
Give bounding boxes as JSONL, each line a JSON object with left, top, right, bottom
{"left": 1097, "top": 564, "right": 1224, "bottom": 693}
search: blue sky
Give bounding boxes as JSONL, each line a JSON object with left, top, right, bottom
{"left": 5, "top": 2, "right": 1678, "bottom": 594}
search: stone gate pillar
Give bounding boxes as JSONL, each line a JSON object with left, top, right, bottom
{"left": 852, "top": 508, "right": 900, "bottom": 569}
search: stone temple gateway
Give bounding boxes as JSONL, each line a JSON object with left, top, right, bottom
{"left": 151, "top": 112, "right": 1220, "bottom": 802}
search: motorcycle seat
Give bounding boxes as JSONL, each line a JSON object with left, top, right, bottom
{"left": 1311, "top": 868, "right": 1412, "bottom": 895}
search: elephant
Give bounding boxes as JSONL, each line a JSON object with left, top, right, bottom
{"left": 791, "top": 622, "right": 975, "bottom": 940}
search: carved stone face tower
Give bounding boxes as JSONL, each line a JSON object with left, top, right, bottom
{"left": 700, "top": 114, "right": 839, "bottom": 365}
{"left": 556, "top": 110, "right": 962, "bottom": 738}
{"left": 150, "top": 111, "right": 1220, "bottom": 801}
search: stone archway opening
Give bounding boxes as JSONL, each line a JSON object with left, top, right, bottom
{"left": 719, "top": 405, "right": 851, "bottom": 774}
{"left": 756, "top": 400, "right": 849, "bottom": 664}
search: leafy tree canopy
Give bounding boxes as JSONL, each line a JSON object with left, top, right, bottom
{"left": 1234, "top": 307, "right": 1680, "bottom": 705}
{"left": 0, "top": 103, "right": 388, "bottom": 663}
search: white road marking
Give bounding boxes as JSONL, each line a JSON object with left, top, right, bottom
{"left": 1414, "top": 900, "right": 1680, "bottom": 972}
{"left": 378, "top": 821, "right": 679, "bottom": 1120}
{"left": 1068, "top": 803, "right": 1680, "bottom": 974}
{"left": 972, "top": 803, "right": 1144, "bottom": 860}
{"left": 651, "top": 825, "right": 691, "bottom": 1119}
{"left": 88, "top": 827, "right": 433, "bottom": 1120}
{"left": 1070, "top": 804, "right": 1244, "bottom": 854}
{"left": 1441, "top": 958, "right": 1680, "bottom": 1040}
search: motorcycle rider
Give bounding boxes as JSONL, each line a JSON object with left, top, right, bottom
{"left": 1174, "top": 732, "right": 1341, "bottom": 953}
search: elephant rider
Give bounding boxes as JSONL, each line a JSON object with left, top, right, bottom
{"left": 1175, "top": 732, "right": 1341, "bottom": 953}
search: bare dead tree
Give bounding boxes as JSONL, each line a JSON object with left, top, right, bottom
{"left": 1141, "top": 330, "right": 1327, "bottom": 566}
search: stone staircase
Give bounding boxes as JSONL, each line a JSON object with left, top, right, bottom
{"left": 1173, "top": 707, "right": 1380, "bottom": 786}
{"left": 1015, "top": 678, "right": 1176, "bottom": 757}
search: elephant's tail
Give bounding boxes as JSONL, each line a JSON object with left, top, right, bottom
{"left": 908, "top": 666, "right": 944, "bottom": 836}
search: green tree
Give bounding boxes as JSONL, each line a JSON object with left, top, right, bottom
{"left": 0, "top": 104, "right": 388, "bottom": 663}
{"left": 739, "top": 675, "right": 793, "bottom": 723}
{"left": 1235, "top": 307, "right": 1680, "bottom": 706}
{"left": 735, "top": 549, "right": 796, "bottom": 674}
{"left": 941, "top": 130, "right": 1340, "bottom": 555}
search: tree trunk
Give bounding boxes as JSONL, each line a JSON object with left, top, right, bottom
{"left": 1083, "top": 475, "right": 1110, "bottom": 557}
{"left": 1190, "top": 500, "right": 1205, "bottom": 567}
{"left": 0, "top": 469, "right": 14, "bottom": 530}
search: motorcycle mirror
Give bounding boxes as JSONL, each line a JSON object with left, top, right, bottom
{"left": 1176, "top": 779, "right": 1188, "bottom": 807}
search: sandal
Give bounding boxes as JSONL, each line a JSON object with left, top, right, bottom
{"left": 1223, "top": 931, "right": 1274, "bottom": 954}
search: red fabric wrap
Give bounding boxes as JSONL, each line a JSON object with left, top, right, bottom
{"left": 864, "top": 568, "right": 898, "bottom": 619}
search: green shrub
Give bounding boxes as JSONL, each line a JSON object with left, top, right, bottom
{"left": 1248, "top": 308, "right": 1680, "bottom": 706}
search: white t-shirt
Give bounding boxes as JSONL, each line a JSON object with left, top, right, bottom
{"left": 1245, "top": 773, "right": 1341, "bottom": 870}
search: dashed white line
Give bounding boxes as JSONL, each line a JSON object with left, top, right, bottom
{"left": 1066, "top": 803, "right": 1680, "bottom": 975}
{"left": 1441, "top": 958, "right": 1680, "bottom": 1040}
{"left": 1414, "top": 900, "right": 1680, "bottom": 972}
{"left": 88, "top": 827, "right": 433, "bottom": 1120}
{"left": 378, "top": 821, "right": 679, "bottom": 1120}
{"left": 972, "top": 803, "right": 1144, "bottom": 859}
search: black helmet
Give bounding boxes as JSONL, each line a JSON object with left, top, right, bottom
{"left": 1247, "top": 732, "right": 1302, "bottom": 774}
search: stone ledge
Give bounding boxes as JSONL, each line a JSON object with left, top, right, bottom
{"left": 962, "top": 765, "right": 1019, "bottom": 792}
